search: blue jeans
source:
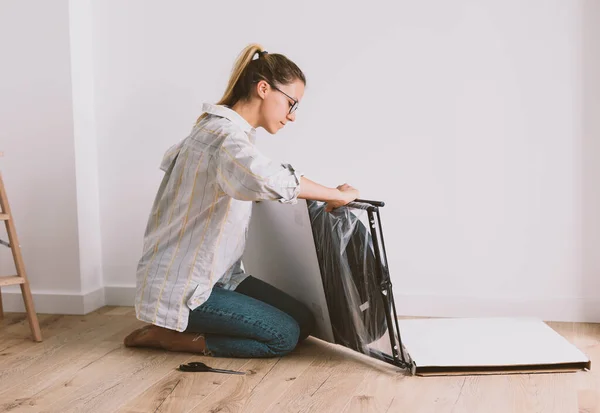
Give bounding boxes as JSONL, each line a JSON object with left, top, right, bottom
{"left": 184, "top": 276, "right": 315, "bottom": 358}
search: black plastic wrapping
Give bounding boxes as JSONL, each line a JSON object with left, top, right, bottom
{"left": 307, "top": 200, "right": 410, "bottom": 367}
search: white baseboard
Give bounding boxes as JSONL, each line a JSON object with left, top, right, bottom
{"left": 2, "top": 285, "right": 600, "bottom": 323}
{"left": 83, "top": 287, "right": 107, "bottom": 314}
{"left": 0, "top": 287, "right": 106, "bottom": 315}
{"left": 0, "top": 285, "right": 134, "bottom": 315}
{"left": 393, "top": 290, "right": 600, "bottom": 323}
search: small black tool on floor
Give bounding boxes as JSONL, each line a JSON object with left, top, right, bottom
{"left": 178, "top": 361, "right": 245, "bottom": 375}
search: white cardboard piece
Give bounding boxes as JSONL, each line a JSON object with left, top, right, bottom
{"left": 397, "top": 317, "right": 591, "bottom": 376}
{"left": 242, "top": 199, "right": 335, "bottom": 342}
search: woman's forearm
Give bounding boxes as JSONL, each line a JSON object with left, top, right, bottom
{"left": 298, "top": 176, "right": 341, "bottom": 203}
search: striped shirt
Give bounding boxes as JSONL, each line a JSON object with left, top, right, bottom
{"left": 134, "top": 103, "right": 303, "bottom": 332}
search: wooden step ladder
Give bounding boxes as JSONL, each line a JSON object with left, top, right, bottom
{"left": 0, "top": 152, "right": 42, "bottom": 342}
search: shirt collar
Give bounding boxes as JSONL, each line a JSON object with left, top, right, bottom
{"left": 202, "top": 103, "right": 255, "bottom": 135}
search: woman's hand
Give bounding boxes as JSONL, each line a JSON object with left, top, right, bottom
{"left": 325, "top": 183, "right": 360, "bottom": 212}
{"left": 298, "top": 177, "right": 360, "bottom": 212}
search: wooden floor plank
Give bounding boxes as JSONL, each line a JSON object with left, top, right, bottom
{"left": 0, "top": 309, "right": 597, "bottom": 413}
{"left": 237, "top": 339, "right": 321, "bottom": 413}
{"left": 117, "top": 357, "right": 252, "bottom": 413}
{"left": 341, "top": 367, "right": 406, "bottom": 413}
{"left": 186, "top": 357, "right": 281, "bottom": 413}
{"left": 0, "top": 317, "right": 141, "bottom": 412}
{"left": 0, "top": 312, "right": 124, "bottom": 392}
{"left": 38, "top": 346, "right": 191, "bottom": 413}
{"left": 263, "top": 340, "right": 361, "bottom": 413}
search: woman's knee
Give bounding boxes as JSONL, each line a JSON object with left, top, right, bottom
{"left": 266, "top": 315, "right": 300, "bottom": 356}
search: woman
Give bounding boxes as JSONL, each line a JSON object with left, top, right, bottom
{"left": 124, "top": 43, "right": 360, "bottom": 358}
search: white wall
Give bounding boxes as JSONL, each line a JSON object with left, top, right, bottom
{"left": 0, "top": 1, "right": 82, "bottom": 297}
{"left": 69, "top": 0, "right": 105, "bottom": 299}
{"left": 1, "top": 1, "right": 598, "bottom": 321}
{"left": 92, "top": 0, "right": 600, "bottom": 321}
{"left": 0, "top": 0, "right": 106, "bottom": 314}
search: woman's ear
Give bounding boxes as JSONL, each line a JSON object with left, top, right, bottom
{"left": 256, "top": 80, "right": 270, "bottom": 100}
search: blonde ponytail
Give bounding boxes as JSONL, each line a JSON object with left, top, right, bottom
{"left": 218, "top": 43, "right": 264, "bottom": 107}
{"left": 196, "top": 44, "right": 264, "bottom": 125}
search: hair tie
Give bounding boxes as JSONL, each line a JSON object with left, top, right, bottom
{"left": 253, "top": 50, "right": 268, "bottom": 61}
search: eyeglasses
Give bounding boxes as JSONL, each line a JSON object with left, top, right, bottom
{"left": 272, "top": 85, "right": 299, "bottom": 114}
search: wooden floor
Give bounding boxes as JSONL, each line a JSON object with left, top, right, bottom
{"left": 0, "top": 307, "right": 598, "bottom": 413}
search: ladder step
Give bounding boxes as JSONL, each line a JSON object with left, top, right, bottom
{"left": 0, "top": 276, "right": 25, "bottom": 286}
{"left": 0, "top": 214, "right": 9, "bottom": 221}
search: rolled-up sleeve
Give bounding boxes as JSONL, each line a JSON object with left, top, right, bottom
{"left": 216, "top": 132, "right": 302, "bottom": 203}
